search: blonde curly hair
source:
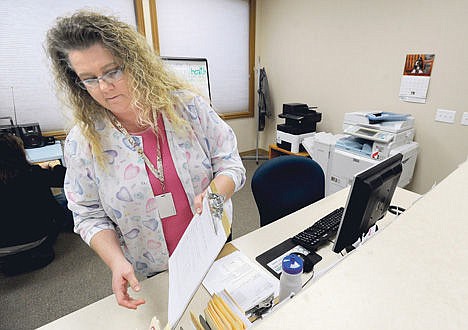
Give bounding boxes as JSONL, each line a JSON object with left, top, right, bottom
{"left": 45, "top": 10, "right": 192, "bottom": 166}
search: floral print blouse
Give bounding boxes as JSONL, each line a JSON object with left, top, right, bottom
{"left": 64, "top": 91, "right": 246, "bottom": 275}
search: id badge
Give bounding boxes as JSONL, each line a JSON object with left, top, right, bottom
{"left": 154, "top": 192, "right": 177, "bottom": 219}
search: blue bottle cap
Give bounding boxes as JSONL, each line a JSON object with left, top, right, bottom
{"left": 282, "top": 254, "right": 304, "bottom": 275}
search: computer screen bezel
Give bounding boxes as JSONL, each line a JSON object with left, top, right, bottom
{"left": 332, "top": 153, "right": 403, "bottom": 253}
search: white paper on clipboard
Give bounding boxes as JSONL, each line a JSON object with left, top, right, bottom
{"left": 167, "top": 196, "right": 228, "bottom": 328}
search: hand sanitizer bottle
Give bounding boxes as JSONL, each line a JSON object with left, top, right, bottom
{"left": 279, "top": 254, "right": 303, "bottom": 302}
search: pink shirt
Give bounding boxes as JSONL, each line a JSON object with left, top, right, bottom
{"left": 134, "top": 116, "right": 192, "bottom": 255}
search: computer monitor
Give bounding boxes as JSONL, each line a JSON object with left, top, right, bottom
{"left": 332, "top": 153, "right": 403, "bottom": 253}
{"left": 161, "top": 57, "right": 212, "bottom": 103}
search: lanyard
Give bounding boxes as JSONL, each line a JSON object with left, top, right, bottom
{"left": 111, "top": 116, "right": 166, "bottom": 192}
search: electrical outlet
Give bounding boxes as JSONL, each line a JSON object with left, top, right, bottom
{"left": 435, "top": 109, "right": 456, "bottom": 124}
{"left": 461, "top": 112, "right": 468, "bottom": 126}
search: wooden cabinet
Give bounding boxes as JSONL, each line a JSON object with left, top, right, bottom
{"left": 268, "top": 144, "right": 310, "bottom": 159}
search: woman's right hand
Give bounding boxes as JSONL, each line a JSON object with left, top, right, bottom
{"left": 111, "top": 260, "right": 146, "bottom": 309}
{"left": 89, "top": 230, "right": 146, "bottom": 309}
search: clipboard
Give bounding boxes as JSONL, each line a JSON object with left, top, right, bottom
{"left": 255, "top": 238, "right": 322, "bottom": 279}
{"left": 216, "top": 242, "right": 238, "bottom": 260}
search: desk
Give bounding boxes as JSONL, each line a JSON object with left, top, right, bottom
{"left": 255, "top": 159, "right": 468, "bottom": 329}
{"left": 269, "top": 144, "right": 309, "bottom": 159}
{"left": 40, "top": 189, "right": 418, "bottom": 330}
{"left": 38, "top": 159, "right": 468, "bottom": 329}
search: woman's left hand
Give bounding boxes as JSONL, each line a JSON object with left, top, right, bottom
{"left": 194, "top": 190, "right": 207, "bottom": 215}
{"left": 194, "top": 175, "right": 235, "bottom": 215}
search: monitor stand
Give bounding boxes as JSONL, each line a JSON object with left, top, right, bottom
{"left": 340, "top": 224, "right": 380, "bottom": 256}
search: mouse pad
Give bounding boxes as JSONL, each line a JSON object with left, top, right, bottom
{"left": 255, "top": 238, "right": 322, "bottom": 279}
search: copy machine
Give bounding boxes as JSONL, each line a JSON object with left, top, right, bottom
{"left": 303, "top": 112, "right": 418, "bottom": 196}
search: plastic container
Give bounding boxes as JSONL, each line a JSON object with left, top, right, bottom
{"left": 279, "top": 254, "right": 303, "bottom": 302}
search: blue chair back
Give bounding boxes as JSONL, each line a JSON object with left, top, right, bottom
{"left": 251, "top": 155, "right": 325, "bottom": 227}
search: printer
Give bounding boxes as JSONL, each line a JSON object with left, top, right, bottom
{"left": 303, "top": 112, "right": 418, "bottom": 196}
{"left": 0, "top": 116, "right": 53, "bottom": 149}
{"left": 341, "top": 112, "right": 415, "bottom": 160}
{"left": 276, "top": 103, "right": 322, "bottom": 153}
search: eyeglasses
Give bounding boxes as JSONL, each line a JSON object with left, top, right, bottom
{"left": 76, "top": 67, "right": 124, "bottom": 90}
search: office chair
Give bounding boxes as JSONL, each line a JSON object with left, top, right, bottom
{"left": 251, "top": 155, "right": 325, "bottom": 227}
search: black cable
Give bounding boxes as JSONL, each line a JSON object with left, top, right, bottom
{"left": 302, "top": 269, "right": 314, "bottom": 288}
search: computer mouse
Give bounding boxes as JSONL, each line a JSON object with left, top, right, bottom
{"left": 292, "top": 252, "right": 318, "bottom": 273}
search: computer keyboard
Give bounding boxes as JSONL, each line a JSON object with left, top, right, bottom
{"left": 291, "top": 207, "right": 344, "bottom": 252}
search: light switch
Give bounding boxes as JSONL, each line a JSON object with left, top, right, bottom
{"left": 461, "top": 112, "right": 468, "bottom": 126}
{"left": 435, "top": 109, "right": 456, "bottom": 124}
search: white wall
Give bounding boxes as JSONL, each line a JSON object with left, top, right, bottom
{"left": 256, "top": 0, "right": 468, "bottom": 194}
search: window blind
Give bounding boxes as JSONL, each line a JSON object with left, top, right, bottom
{"left": 0, "top": 0, "right": 136, "bottom": 130}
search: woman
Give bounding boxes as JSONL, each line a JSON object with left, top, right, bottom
{"left": 0, "top": 134, "right": 67, "bottom": 275}
{"left": 45, "top": 11, "right": 246, "bottom": 309}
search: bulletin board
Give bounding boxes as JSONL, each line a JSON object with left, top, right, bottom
{"left": 161, "top": 57, "right": 212, "bottom": 103}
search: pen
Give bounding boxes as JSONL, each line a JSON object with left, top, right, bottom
{"left": 199, "top": 314, "right": 211, "bottom": 330}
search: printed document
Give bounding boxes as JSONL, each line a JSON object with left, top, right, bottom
{"left": 203, "top": 250, "right": 279, "bottom": 314}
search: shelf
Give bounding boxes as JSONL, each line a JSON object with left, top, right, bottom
{"left": 268, "top": 144, "right": 310, "bottom": 159}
